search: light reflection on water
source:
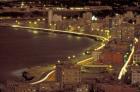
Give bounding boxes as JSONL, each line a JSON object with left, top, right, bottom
{"left": 0, "top": 27, "right": 94, "bottom": 80}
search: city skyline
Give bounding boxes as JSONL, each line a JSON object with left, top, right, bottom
{"left": 0, "top": 1, "right": 140, "bottom": 92}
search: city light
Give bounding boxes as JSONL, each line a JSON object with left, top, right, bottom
{"left": 20, "top": 2, "right": 25, "bottom": 8}
{"left": 10, "top": 14, "right": 112, "bottom": 86}
{"left": 77, "top": 57, "right": 93, "bottom": 65}
{"left": 82, "top": 52, "right": 86, "bottom": 55}
{"left": 17, "top": 22, "right": 20, "bottom": 25}
{"left": 72, "top": 55, "right": 76, "bottom": 58}
{"left": 31, "top": 70, "right": 55, "bottom": 85}
{"left": 92, "top": 16, "right": 98, "bottom": 21}
{"left": 11, "top": 25, "right": 108, "bottom": 42}
{"left": 1, "top": 1, "right": 140, "bottom": 91}
{"left": 12, "top": 25, "right": 108, "bottom": 85}
{"left": 11, "top": 25, "right": 19, "bottom": 27}
{"left": 68, "top": 56, "right": 71, "bottom": 59}
{"left": 42, "top": 18, "right": 46, "bottom": 21}
{"left": 32, "top": 30, "right": 39, "bottom": 34}
{"left": 37, "top": 19, "right": 41, "bottom": 21}
{"left": 118, "top": 46, "right": 135, "bottom": 80}
{"left": 134, "top": 37, "right": 138, "bottom": 43}
{"left": 57, "top": 60, "right": 61, "bottom": 63}
{"left": 118, "top": 38, "right": 139, "bottom": 80}
{"left": 94, "top": 43, "right": 105, "bottom": 51}
{"left": 29, "top": 21, "right": 32, "bottom": 24}
{"left": 33, "top": 21, "right": 37, "bottom": 25}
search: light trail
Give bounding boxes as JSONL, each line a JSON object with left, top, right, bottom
{"left": 94, "top": 43, "right": 105, "bottom": 51}
{"left": 31, "top": 70, "right": 55, "bottom": 85}
{"left": 77, "top": 57, "right": 94, "bottom": 65}
{"left": 118, "top": 38, "right": 139, "bottom": 80}
{"left": 118, "top": 46, "right": 135, "bottom": 80}
{"left": 83, "top": 64, "right": 112, "bottom": 68}
{"left": 30, "top": 57, "right": 94, "bottom": 84}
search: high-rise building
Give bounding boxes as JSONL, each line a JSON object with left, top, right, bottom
{"left": 124, "top": 11, "right": 134, "bottom": 19}
{"left": 131, "top": 66, "right": 140, "bottom": 84}
{"left": 48, "top": 9, "right": 53, "bottom": 25}
{"left": 136, "top": 16, "right": 140, "bottom": 24}
{"left": 56, "top": 62, "right": 81, "bottom": 88}
{"left": 133, "top": 43, "right": 140, "bottom": 64}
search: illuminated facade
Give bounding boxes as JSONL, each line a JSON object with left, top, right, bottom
{"left": 56, "top": 62, "right": 81, "bottom": 88}
{"left": 131, "top": 66, "right": 140, "bottom": 84}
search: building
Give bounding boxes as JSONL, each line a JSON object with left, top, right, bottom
{"left": 5, "top": 80, "right": 36, "bottom": 92}
{"left": 52, "top": 14, "right": 62, "bottom": 22}
{"left": 37, "top": 81, "right": 60, "bottom": 92}
{"left": 135, "top": 24, "right": 140, "bottom": 39}
{"left": 99, "top": 50, "right": 124, "bottom": 65}
{"left": 92, "top": 51, "right": 101, "bottom": 61}
{"left": 14, "top": 84, "right": 36, "bottom": 92}
{"left": 48, "top": 9, "right": 53, "bottom": 25}
{"left": 120, "top": 23, "right": 135, "bottom": 42}
{"left": 76, "top": 84, "right": 89, "bottom": 92}
{"left": 124, "top": 11, "right": 134, "bottom": 19}
{"left": 83, "top": 12, "right": 92, "bottom": 21}
{"left": 111, "top": 23, "right": 135, "bottom": 41}
{"left": 81, "top": 66, "right": 112, "bottom": 83}
{"left": 131, "top": 66, "right": 140, "bottom": 84}
{"left": 106, "top": 39, "right": 130, "bottom": 52}
{"left": 97, "top": 83, "right": 138, "bottom": 92}
{"left": 136, "top": 16, "right": 140, "bottom": 24}
{"left": 56, "top": 62, "right": 81, "bottom": 88}
{"left": 133, "top": 51, "right": 140, "bottom": 64}
{"left": 5, "top": 80, "right": 61, "bottom": 92}
{"left": 134, "top": 42, "right": 140, "bottom": 64}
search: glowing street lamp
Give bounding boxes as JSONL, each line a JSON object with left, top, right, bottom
{"left": 32, "top": 31, "right": 38, "bottom": 34}
{"left": 57, "top": 60, "right": 61, "bottom": 63}
{"left": 68, "top": 56, "right": 71, "bottom": 59}
{"left": 37, "top": 19, "right": 41, "bottom": 22}
{"left": 92, "top": 16, "right": 98, "bottom": 21}
{"left": 20, "top": 2, "right": 25, "bottom": 8}
{"left": 29, "top": 21, "right": 32, "bottom": 24}
{"left": 72, "top": 55, "right": 76, "bottom": 58}
{"left": 34, "top": 21, "right": 37, "bottom": 25}
{"left": 82, "top": 53, "right": 86, "bottom": 55}
{"left": 42, "top": 18, "right": 46, "bottom": 21}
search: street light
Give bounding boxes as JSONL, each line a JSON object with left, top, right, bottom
{"left": 32, "top": 31, "right": 38, "bottom": 34}
{"left": 57, "top": 60, "right": 61, "bottom": 63}
{"left": 37, "top": 19, "right": 41, "bottom": 21}
{"left": 34, "top": 21, "right": 37, "bottom": 25}
{"left": 92, "top": 16, "right": 98, "bottom": 21}
{"left": 29, "top": 21, "right": 32, "bottom": 24}
{"left": 42, "top": 18, "right": 46, "bottom": 21}
{"left": 72, "top": 55, "right": 76, "bottom": 58}
{"left": 68, "top": 56, "right": 71, "bottom": 59}
{"left": 82, "top": 53, "right": 86, "bottom": 55}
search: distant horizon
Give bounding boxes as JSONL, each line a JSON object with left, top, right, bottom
{"left": 0, "top": 0, "right": 17, "bottom": 2}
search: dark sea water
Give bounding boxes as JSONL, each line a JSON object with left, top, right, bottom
{"left": 0, "top": 27, "right": 94, "bottom": 81}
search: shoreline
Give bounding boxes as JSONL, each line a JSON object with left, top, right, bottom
{"left": 9, "top": 25, "right": 107, "bottom": 84}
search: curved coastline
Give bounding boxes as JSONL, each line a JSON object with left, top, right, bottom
{"left": 0, "top": 24, "right": 108, "bottom": 84}
{"left": 11, "top": 25, "right": 108, "bottom": 42}
{"left": 9, "top": 25, "right": 108, "bottom": 84}
{"left": 0, "top": 26, "right": 96, "bottom": 81}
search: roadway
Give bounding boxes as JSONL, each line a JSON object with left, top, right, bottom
{"left": 118, "top": 38, "right": 139, "bottom": 80}
{"left": 11, "top": 25, "right": 109, "bottom": 42}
